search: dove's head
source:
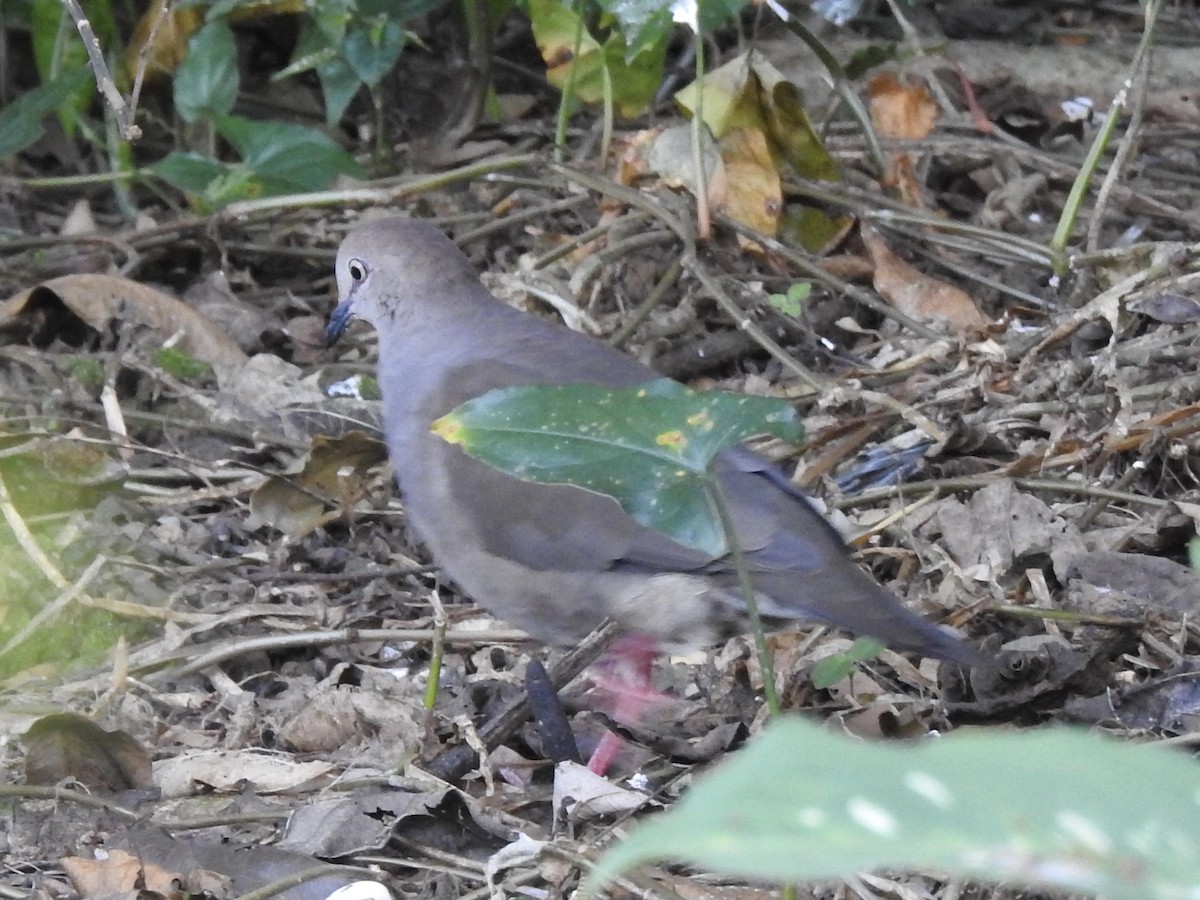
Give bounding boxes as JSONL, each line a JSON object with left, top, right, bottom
{"left": 326, "top": 216, "right": 480, "bottom": 345}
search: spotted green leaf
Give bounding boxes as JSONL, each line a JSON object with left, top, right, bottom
{"left": 433, "top": 378, "right": 803, "bottom": 556}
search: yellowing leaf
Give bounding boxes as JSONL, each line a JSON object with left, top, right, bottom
{"left": 124, "top": 5, "right": 203, "bottom": 81}
{"left": 718, "top": 127, "right": 782, "bottom": 237}
{"left": 435, "top": 379, "right": 803, "bottom": 557}
{"left": 673, "top": 51, "right": 840, "bottom": 237}
{"left": 675, "top": 51, "right": 764, "bottom": 138}
{"left": 432, "top": 417, "right": 464, "bottom": 443}
{"left": 762, "top": 74, "right": 840, "bottom": 180}
{"left": 528, "top": 0, "right": 663, "bottom": 117}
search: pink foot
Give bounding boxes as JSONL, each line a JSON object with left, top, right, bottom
{"left": 584, "top": 634, "right": 668, "bottom": 775}
{"left": 587, "top": 730, "right": 625, "bottom": 774}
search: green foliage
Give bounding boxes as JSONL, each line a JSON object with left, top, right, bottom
{"left": 0, "top": 1, "right": 370, "bottom": 205}
{"left": 524, "top": 0, "right": 753, "bottom": 120}
{"left": 279, "top": 0, "right": 448, "bottom": 124}
{"left": 30, "top": 0, "right": 115, "bottom": 136}
{"left": 151, "top": 120, "right": 361, "bottom": 208}
{"left": 1, "top": 0, "right": 767, "bottom": 187}
{"left": 590, "top": 0, "right": 672, "bottom": 57}
{"left": 0, "top": 68, "right": 91, "bottom": 159}
{"left": 0, "top": 596, "right": 135, "bottom": 681}
{"left": 768, "top": 281, "right": 811, "bottom": 317}
{"left": 434, "top": 378, "right": 802, "bottom": 556}
{"left": 220, "top": 115, "right": 361, "bottom": 193}
{"left": 63, "top": 357, "right": 105, "bottom": 390}
{"left": 586, "top": 717, "right": 1200, "bottom": 898}
{"left": 154, "top": 348, "right": 212, "bottom": 380}
{"left": 0, "top": 451, "right": 139, "bottom": 680}
{"left": 153, "top": 18, "right": 362, "bottom": 209}
{"left": 809, "top": 636, "right": 883, "bottom": 688}
{"left": 173, "top": 20, "right": 239, "bottom": 123}
{"left": 357, "top": 375, "right": 382, "bottom": 401}
{"left": 526, "top": 0, "right": 667, "bottom": 118}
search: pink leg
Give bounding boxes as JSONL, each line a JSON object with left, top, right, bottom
{"left": 585, "top": 634, "right": 665, "bottom": 774}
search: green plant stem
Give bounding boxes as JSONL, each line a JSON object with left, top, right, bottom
{"left": 1050, "top": 0, "right": 1160, "bottom": 271}
{"left": 553, "top": 3, "right": 588, "bottom": 162}
{"left": 103, "top": 85, "right": 137, "bottom": 220}
{"left": 706, "top": 476, "right": 780, "bottom": 717}
{"left": 599, "top": 50, "right": 614, "bottom": 161}
{"left": 370, "top": 86, "right": 386, "bottom": 167}
{"left": 1083, "top": 0, "right": 1160, "bottom": 255}
{"left": 424, "top": 591, "right": 448, "bottom": 709}
{"left": 689, "top": 28, "right": 710, "bottom": 238}
{"left": 22, "top": 169, "right": 154, "bottom": 187}
{"left": 1049, "top": 107, "right": 1122, "bottom": 270}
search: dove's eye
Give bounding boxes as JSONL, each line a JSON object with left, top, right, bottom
{"left": 347, "top": 259, "right": 367, "bottom": 282}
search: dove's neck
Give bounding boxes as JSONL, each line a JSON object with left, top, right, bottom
{"left": 375, "top": 286, "right": 540, "bottom": 413}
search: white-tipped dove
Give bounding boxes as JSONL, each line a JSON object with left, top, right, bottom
{"left": 326, "top": 216, "right": 977, "bottom": 665}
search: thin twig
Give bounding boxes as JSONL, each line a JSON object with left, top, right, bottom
{"left": 61, "top": 0, "right": 141, "bottom": 139}
{"left": 0, "top": 555, "right": 106, "bottom": 659}
{"left": 1084, "top": 0, "right": 1161, "bottom": 253}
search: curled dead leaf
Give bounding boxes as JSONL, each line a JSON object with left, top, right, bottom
{"left": 867, "top": 72, "right": 938, "bottom": 140}
{"left": 860, "top": 225, "right": 987, "bottom": 334}
{"left": 23, "top": 712, "right": 154, "bottom": 792}
{"left": 0, "top": 273, "right": 248, "bottom": 368}
{"left": 248, "top": 431, "right": 388, "bottom": 538}
{"left": 63, "top": 849, "right": 188, "bottom": 898}
{"left": 123, "top": 4, "right": 203, "bottom": 81}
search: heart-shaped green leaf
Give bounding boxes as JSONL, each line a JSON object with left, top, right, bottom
{"left": 434, "top": 378, "right": 802, "bottom": 556}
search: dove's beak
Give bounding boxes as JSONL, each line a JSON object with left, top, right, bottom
{"left": 325, "top": 298, "right": 354, "bottom": 346}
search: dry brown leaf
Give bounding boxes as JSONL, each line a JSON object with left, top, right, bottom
{"left": 154, "top": 749, "right": 337, "bottom": 798}
{"left": 248, "top": 431, "right": 387, "bottom": 537}
{"left": 613, "top": 127, "right": 661, "bottom": 186}
{"left": 283, "top": 789, "right": 453, "bottom": 857}
{"left": 867, "top": 72, "right": 939, "bottom": 202}
{"left": 123, "top": 4, "right": 203, "bottom": 81}
{"left": 62, "top": 850, "right": 178, "bottom": 899}
{"left": 925, "top": 480, "right": 1087, "bottom": 584}
{"left": 860, "top": 224, "right": 987, "bottom": 333}
{"left": 647, "top": 123, "right": 726, "bottom": 210}
{"left": 1085, "top": 666, "right": 1200, "bottom": 732}
{"left": 867, "top": 71, "right": 938, "bottom": 140}
{"left": 820, "top": 253, "right": 875, "bottom": 281}
{"left": 1145, "top": 87, "right": 1200, "bottom": 124}
{"left": 1065, "top": 552, "right": 1200, "bottom": 617}
{"left": 23, "top": 712, "right": 153, "bottom": 792}
{"left": 0, "top": 273, "right": 248, "bottom": 368}
{"left": 885, "top": 152, "right": 933, "bottom": 206}
{"left": 64, "top": 847, "right": 227, "bottom": 900}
